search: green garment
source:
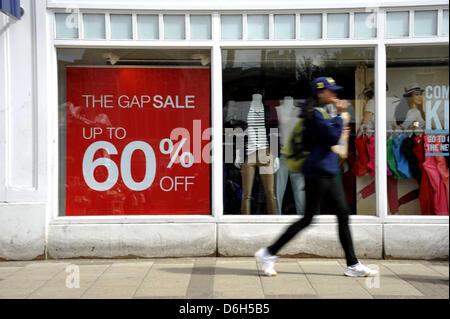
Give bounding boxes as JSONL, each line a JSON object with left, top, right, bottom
{"left": 387, "top": 136, "right": 402, "bottom": 179}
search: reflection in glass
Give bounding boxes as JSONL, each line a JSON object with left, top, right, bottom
{"left": 386, "top": 46, "right": 449, "bottom": 215}
{"left": 222, "top": 48, "right": 376, "bottom": 215}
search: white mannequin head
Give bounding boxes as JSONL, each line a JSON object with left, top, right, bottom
{"left": 282, "top": 96, "right": 294, "bottom": 108}
{"left": 252, "top": 93, "right": 263, "bottom": 103}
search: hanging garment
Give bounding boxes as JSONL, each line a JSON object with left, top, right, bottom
{"left": 422, "top": 155, "right": 448, "bottom": 215}
{"left": 436, "top": 156, "right": 449, "bottom": 214}
{"left": 392, "top": 134, "right": 411, "bottom": 179}
{"left": 387, "top": 164, "right": 393, "bottom": 176}
{"left": 387, "top": 136, "right": 402, "bottom": 179}
{"left": 415, "top": 135, "right": 435, "bottom": 215}
{"left": 366, "top": 135, "right": 376, "bottom": 177}
{"left": 400, "top": 135, "right": 421, "bottom": 184}
{"left": 352, "top": 134, "right": 369, "bottom": 177}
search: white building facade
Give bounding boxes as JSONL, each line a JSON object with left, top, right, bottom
{"left": 0, "top": 0, "right": 448, "bottom": 260}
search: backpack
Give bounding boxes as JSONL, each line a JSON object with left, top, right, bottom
{"left": 284, "top": 107, "right": 329, "bottom": 173}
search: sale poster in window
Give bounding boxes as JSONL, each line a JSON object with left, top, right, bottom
{"left": 65, "top": 67, "right": 211, "bottom": 215}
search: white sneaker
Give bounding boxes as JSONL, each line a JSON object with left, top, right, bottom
{"left": 344, "top": 262, "right": 378, "bottom": 277}
{"left": 255, "top": 248, "right": 278, "bottom": 277}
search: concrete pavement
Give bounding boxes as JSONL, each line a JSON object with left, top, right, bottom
{"left": 0, "top": 257, "right": 448, "bottom": 299}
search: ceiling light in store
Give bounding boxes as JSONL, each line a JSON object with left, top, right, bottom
{"left": 103, "top": 52, "right": 120, "bottom": 65}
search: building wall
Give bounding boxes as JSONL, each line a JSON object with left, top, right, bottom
{"left": 0, "top": 0, "right": 448, "bottom": 261}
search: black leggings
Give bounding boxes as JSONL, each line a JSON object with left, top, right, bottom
{"left": 267, "top": 175, "right": 359, "bottom": 267}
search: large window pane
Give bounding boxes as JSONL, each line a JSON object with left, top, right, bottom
{"left": 414, "top": 11, "right": 437, "bottom": 36}
{"left": 222, "top": 48, "right": 375, "bottom": 215}
{"left": 327, "top": 13, "right": 349, "bottom": 38}
{"left": 274, "top": 14, "right": 295, "bottom": 40}
{"left": 247, "top": 14, "right": 269, "bottom": 40}
{"left": 57, "top": 48, "right": 211, "bottom": 216}
{"left": 386, "top": 46, "right": 449, "bottom": 215}
{"left": 221, "top": 15, "right": 242, "bottom": 40}
{"left": 386, "top": 11, "right": 409, "bottom": 37}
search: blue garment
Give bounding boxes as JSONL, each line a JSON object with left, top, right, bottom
{"left": 276, "top": 155, "right": 306, "bottom": 215}
{"left": 302, "top": 105, "right": 343, "bottom": 178}
{"left": 392, "top": 134, "right": 411, "bottom": 179}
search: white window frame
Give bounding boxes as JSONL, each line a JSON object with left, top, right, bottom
{"left": 48, "top": 5, "right": 449, "bottom": 227}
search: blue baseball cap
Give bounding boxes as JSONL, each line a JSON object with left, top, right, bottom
{"left": 313, "top": 77, "right": 343, "bottom": 91}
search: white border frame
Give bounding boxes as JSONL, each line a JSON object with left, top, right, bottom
{"left": 47, "top": 5, "right": 449, "bottom": 227}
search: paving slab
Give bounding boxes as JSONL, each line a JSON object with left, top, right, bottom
{"left": 298, "top": 260, "right": 373, "bottom": 299}
{"left": 213, "top": 260, "right": 264, "bottom": 299}
{"left": 0, "top": 267, "right": 22, "bottom": 280}
{"left": 134, "top": 263, "right": 193, "bottom": 298}
{"left": 0, "top": 262, "right": 69, "bottom": 298}
{"left": 28, "top": 265, "right": 110, "bottom": 299}
{"left": 185, "top": 259, "right": 216, "bottom": 299}
{"left": 382, "top": 263, "right": 449, "bottom": 299}
{"left": 258, "top": 262, "right": 316, "bottom": 297}
{"left": 81, "top": 262, "right": 153, "bottom": 299}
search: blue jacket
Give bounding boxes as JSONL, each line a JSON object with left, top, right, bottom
{"left": 302, "top": 105, "right": 343, "bottom": 178}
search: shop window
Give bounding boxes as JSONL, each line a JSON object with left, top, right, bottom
{"left": 300, "top": 14, "right": 322, "bottom": 39}
{"left": 55, "top": 13, "right": 79, "bottom": 39}
{"left": 385, "top": 45, "right": 449, "bottom": 215}
{"left": 110, "top": 14, "right": 132, "bottom": 40}
{"left": 190, "top": 15, "right": 211, "bottom": 40}
{"left": 327, "top": 13, "right": 349, "bottom": 38}
{"left": 354, "top": 13, "right": 377, "bottom": 38}
{"left": 57, "top": 48, "right": 211, "bottom": 216}
{"left": 414, "top": 11, "right": 438, "bottom": 37}
{"left": 386, "top": 11, "right": 409, "bottom": 38}
{"left": 274, "top": 14, "right": 295, "bottom": 40}
{"left": 137, "top": 14, "right": 159, "bottom": 40}
{"left": 247, "top": 15, "right": 269, "bottom": 40}
{"left": 83, "top": 14, "right": 105, "bottom": 39}
{"left": 164, "top": 15, "right": 185, "bottom": 40}
{"left": 221, "top": 15, "right": 242, "bottom": 40}
{"left": 222, "top": 48, "right": 376, "bottom": 215}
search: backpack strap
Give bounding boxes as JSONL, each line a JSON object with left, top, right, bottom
{"left": 313, "top": 107, "right": 330, "bottom": 120}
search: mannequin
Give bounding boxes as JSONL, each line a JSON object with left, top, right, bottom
{"left": 275, "top": 96, "right": 305, "bottom": 215}
{"left": 235, "top": 93, "right": 279, "bottom": 215}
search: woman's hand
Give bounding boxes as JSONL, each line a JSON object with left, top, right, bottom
{"left": 334, "top": 99, "right": 349, "bottom": 114}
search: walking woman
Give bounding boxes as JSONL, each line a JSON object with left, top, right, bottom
{"left": 255, "top": 77, "right": 378, "bottom": 277}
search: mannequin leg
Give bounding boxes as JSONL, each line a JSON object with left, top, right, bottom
{"left": 241, "top": 154, "right": 256, "bottom": 215}
{"left": 275, "top": 155, "right": 289, "bottom": 215}
{"left": 259, "top": 150, "right": 277, "bottom": 215}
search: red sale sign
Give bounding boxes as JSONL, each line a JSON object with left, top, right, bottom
{"left": 65, "top": 67, "right": 211, "bottom": 215}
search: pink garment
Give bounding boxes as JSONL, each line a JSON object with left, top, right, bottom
{"left": 436, "top": 156, "right": 449, "bottom": 214}
{"left": 422, "top": 156, "right": 448, "bottom": 215}
{"left": 366, "top": 135, "right": 375, "bottom": 177}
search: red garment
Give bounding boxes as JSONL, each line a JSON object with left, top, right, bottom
{"left": 352, "top": 135, "right": 369, "bottom": 177}
{"left": 366, "top": 135, "right": 375, "bottom": 177}
{"left": 359, "top": 175, "right": 399, "bottom": 214}
{"left": 414, "top": 135, "right": 434, "bottom": 215}
{"left": 436, "top": 156, "right": 449, "bottom": 214}
{"left": 423, "top": 155, "right": 448, "bottom": 215}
